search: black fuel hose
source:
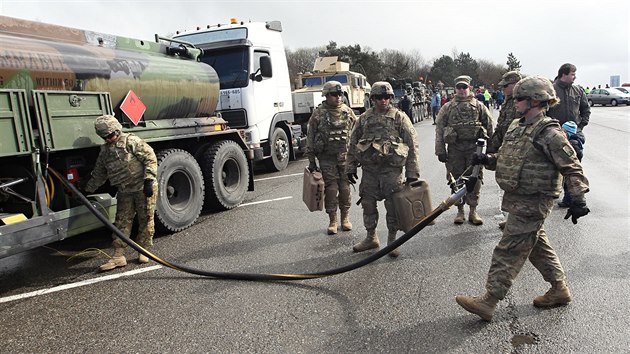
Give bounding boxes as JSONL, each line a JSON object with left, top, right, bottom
{"left": 49, "top": 167, "right": 465, "bottom": 281}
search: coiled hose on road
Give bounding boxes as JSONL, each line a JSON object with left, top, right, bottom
{"left": 48, "top": 167, "right": 466, "bottom": 281}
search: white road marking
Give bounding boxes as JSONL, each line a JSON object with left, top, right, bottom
{"left": 239, "top": 196, "right": 292, "bottom": 206}
{"left": 0, "top": 265, "right": 163, "bottom": 304}
{"left": 254, "top": 172, "right": 302, "bottom": 182}
{"left": 2, "top": 193, "right": 295, "bottom": 304}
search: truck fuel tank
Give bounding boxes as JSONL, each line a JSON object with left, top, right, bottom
{"left": 0, "top": 16, "right": 220, "bottom": 122}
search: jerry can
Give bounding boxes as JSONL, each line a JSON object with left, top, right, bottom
{"left": 303, "top": 167, "right": 325, "bottom": 212}
{"left": 392, "top": 180, "right": 434, "bottom": 232}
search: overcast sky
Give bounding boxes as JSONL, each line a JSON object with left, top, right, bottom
{"left": 2, "top": 0, "right": 629, "bottom": 88}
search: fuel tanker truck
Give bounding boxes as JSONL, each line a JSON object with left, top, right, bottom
{"left": 0, "top": 16, "right": 257, "bottom": 259}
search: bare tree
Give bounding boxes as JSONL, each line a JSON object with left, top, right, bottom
{"left": 477, "top": 59, "right": 506, "bottom": 89}
{"left": 285, "top": 46, "right": 323, "bottom": 89}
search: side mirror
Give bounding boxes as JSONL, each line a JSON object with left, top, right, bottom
{"left": 260, "top": 56, "right": 272, "bottom": 78}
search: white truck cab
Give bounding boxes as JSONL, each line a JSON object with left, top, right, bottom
{"left": 174, "top": 19, "right": 295, "bottom": 171}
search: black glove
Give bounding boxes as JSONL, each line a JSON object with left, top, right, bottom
{"left": 308, "top": 160, "right": 319, "bottom": 173}
{"left": 347, "top": 172, "right": 358, "bottom": 184}
{"left": 143, "top": 179, "right": 154, "bottom": 198}
{"left": 437, "top": 152, "right": 448, "bottom": 163}
{"left": 406, "top": 177, "right": 419, "bottom": 185}
{"left": 471, "top": 152, "right": 488, "bottom": 166}
{"left": 564, "top": 201, "right": 590, "bottom": 224}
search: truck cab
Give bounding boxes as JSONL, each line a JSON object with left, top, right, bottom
{"left": 174, "top": 19, "right": 295, "bottom": 171}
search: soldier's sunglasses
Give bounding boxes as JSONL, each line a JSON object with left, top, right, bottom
{"left": 455, "top": 84, "right": 469, "bottom": 90}
{"left": 101, "top": 132, "right": 117, "bottom": 140}
{"left": 502, "top": 84, "right": 511, "bottom": 88}
{"left": 515, "top": 96, "right": 530, "bottom": 102}
{"left": 373, "top": 94, "right": 390, "bottom": 100}
{"left": 328, "top": 92, "right": 342, "bottom": 97}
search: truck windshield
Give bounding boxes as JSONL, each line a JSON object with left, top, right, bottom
{"left": 199, "top": 48, "right": 249, "bottom": 89}
{"left": 303, "top": 77, "right": 323, "bottom": 87}
{"left": 326, "top": 75, "right": 348, "bottom": 84}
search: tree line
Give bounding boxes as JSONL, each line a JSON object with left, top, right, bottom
{"left": 286, "top": 41, "right": 522, "bottom": 90}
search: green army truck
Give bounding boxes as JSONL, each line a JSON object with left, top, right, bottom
{"left": 0, "top": 16, "right": 254, "bottom": 259}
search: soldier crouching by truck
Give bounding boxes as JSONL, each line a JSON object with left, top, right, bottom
{"left": 83, "top": 115, "right": 158, "bottom": 271}
{"left": 305, "top": 81, "right": 357, "bottom": 235}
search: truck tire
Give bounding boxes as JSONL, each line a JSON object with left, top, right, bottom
{"left": 364, "top": 94, "right": 371, "bottom": 110}
{"left": 265, "top": 127, "right": 290, "bottom": 171}
{"left": 155, "top": 149, "right": 205, "bottom": 233}
{"left": 201, "top": 140, "right": 249, "bottom": 210}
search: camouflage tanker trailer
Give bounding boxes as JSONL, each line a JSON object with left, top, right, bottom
{"left": 0, "top": 16, "right": 254, "bottom": 259}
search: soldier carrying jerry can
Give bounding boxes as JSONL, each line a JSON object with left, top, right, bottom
{"left": 346, "top": 81, "right": 420, "bottom": 258}
{"left": 305, "top": 81, "right": 357, "bottom": 235}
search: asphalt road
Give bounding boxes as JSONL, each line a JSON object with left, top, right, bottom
{"left": 1, "top": 106, "right": 629, "bottom": 353}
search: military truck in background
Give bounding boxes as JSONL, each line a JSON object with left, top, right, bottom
{"left": 0, "top": 16, "right": 261, "bottom": 259}
{"left": 291, "top": 57, "right": 371, "bottom": 141}
{"left": 173, "top": 19, "right": 297, "bottom": 172}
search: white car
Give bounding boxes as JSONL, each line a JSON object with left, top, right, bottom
{"left": 586, "top": 88, "right": 630, "bottom": 106}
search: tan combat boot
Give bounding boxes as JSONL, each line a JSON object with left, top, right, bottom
{"left": 138, "top": 253, "right": 149, "bottom": 264}
{"left": 468, "top": 206, "right": 483, "bottom": 225}
{"left": 533, "top": 280, "right": 572, "bottom": 308}
{"left": 387, "top": 230, "right": 400, "bottom": 258}
{"left": 100, "top": 248, "right": 127, "bottom": 272}
{"left": 455, "top": 292, "right": 499, "bottom": 321}
{"left": 327, "top": 212, "right": 338, "bottom": 235}
{"left": 340, "top": 208, "right": 352, "bottom": 231}
{"left": 353, "top": 229, "right": 380, "bottom": 252}
{"left": 454, "top": 205, "right": 466, "bottom": 224}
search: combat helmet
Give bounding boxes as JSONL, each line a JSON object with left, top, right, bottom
{"left": 322, "top": 80, "right": 343, "bottom": 96}
{"left": 498, "top": 71, "right": 522, "bottom": 86}
{"left": 94, "top": 115, "right": 123, "bottom": 138}
{"left": 513, "top": 76, "right": 559, "bottom": 107}
{"left": 370, "top": 81, "right": 394, "bottom": 98}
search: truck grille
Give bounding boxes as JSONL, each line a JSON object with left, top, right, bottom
{"left": 219, "top": 109, "right": 248, "bottom": 129}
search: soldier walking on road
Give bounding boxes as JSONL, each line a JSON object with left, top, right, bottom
{"left": 455, "top": 76, "right": 590, "bottom": 321}
{"left": 305, "top": 81, "right": 357, "bottom": 235}
{"left": 84, "top": 115, "right": 158, "bottom": 271}
{"left": 435, "top": 75, "right": 493, "bottom": 225}
{"left": 488, "top": 71, "right": 522, "bottom": 230}
{"left": 346, "top": 82, "right": 420, "bottom": 258}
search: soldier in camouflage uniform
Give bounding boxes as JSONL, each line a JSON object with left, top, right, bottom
{"left": 435, "top": 75, "right": 493, "bottom": 225}
{"left": 455, "top": 76, "right": 590, "bottom": 321}
{"left": 85, "top": 115, "right": 158, "bottom": 271}
{"left": 305, "top": 81, "right": 357, "bottom": 235}
{"left": 346, "top": 82, "right": 420, "bottom": 258}
{"left": 487, "top": 71, "right": 522, "bottom": 154}
{"left": 488, "top": 71, "right": 522, "bottom": 230}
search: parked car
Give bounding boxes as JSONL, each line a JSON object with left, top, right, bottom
{"left": 613, "top": 87, "right": 629, "bottom": 94}
{"left": 587, "top": 88, "right": 630, "bottom": 106}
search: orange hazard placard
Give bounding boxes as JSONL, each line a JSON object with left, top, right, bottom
{"left": 120, "top": 90, "right": 146, "bottom": 126}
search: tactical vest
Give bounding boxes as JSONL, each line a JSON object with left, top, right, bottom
{"left": 495, "top": 117, "right": 562, "bottom": 197}
{"left": 355, "top": 108, "right": 408, "bottom": 167}
{"left": 316, "top": 106, "right": 353, "bottom": 155}
{"left": 102, "top": 133, "right": 145, "bottom": 188}
{"left": 443, "top": 99, "right": 487, "bottom": 143}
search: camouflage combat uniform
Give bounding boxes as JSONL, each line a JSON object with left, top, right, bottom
{"left": 483, "top": 112, "right": 589, "bottom": 300}
{"left": 305, "top": 101, "right": 357, "bottom": 215}
{"left": 435, "top": 93, "right": 493, "bottom": 207}
{"left": 488, "top": 94, "right": 516, "bottom": 154}
{"left": 346, "top": 106, "right": 420, "bottom": 235}
{"left": 86, "top": 131, "right": 158, "bottom": 251}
